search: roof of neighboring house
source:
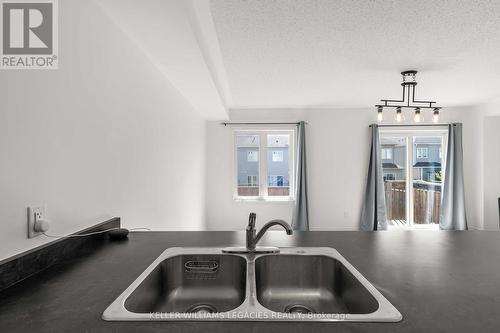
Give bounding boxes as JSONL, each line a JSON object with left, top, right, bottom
{"left": 413, "top": 162, "right": 441, "bottom": 167}
{"left": 383, "top": 162, "right": 402, "bottom": 169}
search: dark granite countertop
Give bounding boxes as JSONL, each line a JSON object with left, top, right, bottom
{"left": 1, "top": 231, "right": 500, "bottom": 332}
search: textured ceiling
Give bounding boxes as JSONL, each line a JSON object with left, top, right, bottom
{"left": 210, "top": 0, "right": 500, "bottom": 109}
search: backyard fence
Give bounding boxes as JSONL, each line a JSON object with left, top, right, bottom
{"left": 384, "top": 180, "right": 442, "bottom": 225}
{"left": 237, "top": 186, "right": 290, "bottom": 197}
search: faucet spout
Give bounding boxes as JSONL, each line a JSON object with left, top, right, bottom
{"left": 223, "top": 214, "right": 293, "bottom": 254}
{"left": 249, "top": 219, "right": 293, "bottom": 251}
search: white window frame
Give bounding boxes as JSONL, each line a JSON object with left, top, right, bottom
{"left": 233, "top": 128, "right": 296, "bottom": 201}
{"left": 380, "top": 127, "right": 448, "bottom": 230}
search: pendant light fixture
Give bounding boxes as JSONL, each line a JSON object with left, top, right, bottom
{"left": 432, "top": 108, "right": 440, "bottom": 123}
{"left": 377, "top": 106, "right": 383, "bottom": 122}
{"left": 375, "top": 71, "right": 442, "bottom": 123}
{"left": 414, "top": 107, "right": 422, "bottom": 122}
{"left": 395, "top": 107, "right": 402, "bottom": 122}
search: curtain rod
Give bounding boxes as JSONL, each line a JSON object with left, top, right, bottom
{"left": 369, "top": 123, "right": 453, "bottom": 128}
{"left": 221, "top": 122, "right": 306, "bottom": 126}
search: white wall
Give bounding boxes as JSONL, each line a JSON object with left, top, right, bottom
{"left": 451, "top": 106, "right": 484, "bottom": 230}
{"left": 0, "top": 0, "right": 206, "bottom": 260}
{"left": 205, "top": 107, "right": 485, "bottom": 230}
{"left": 96, "top": 0, "right": 228, "bottom": 119}
{"left": 483, "top": 116, "right": 500, "bottom": 229}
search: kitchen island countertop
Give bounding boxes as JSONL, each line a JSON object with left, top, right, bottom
{"left": 1, "top": 230, "right": 499, "bottom": 332}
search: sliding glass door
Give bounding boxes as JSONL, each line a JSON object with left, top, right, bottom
{"left": 381, "top": 129, "right": 447, "bottom": 229}
{"left": 381, "top": 136, "right": 408, "bottom": 226}
{"left": 411, "top": 136, "right": 444, "bottom": 226}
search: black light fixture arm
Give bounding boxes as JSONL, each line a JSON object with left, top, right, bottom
{"left": 375, "top": 71, "right": 441, "bottom": 110}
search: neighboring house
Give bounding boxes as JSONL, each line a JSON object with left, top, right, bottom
{"left": 266, "top": 147, "right": 290, "bottom": 187}
{"left": 413, "top": 144, "right": 442, "bottom": 182}
{"left": 381, "top": 143, "right": 442, "bottom": 183}
{"left": 381, "top": 145, "right": 406, "bottom": 181}
{"left": 237, "top": 148, "right": 290, "bottom": 187}
{"left": 237, "top": 147, "right": 260, "bottom": 186}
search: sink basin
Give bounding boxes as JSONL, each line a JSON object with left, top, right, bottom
{"left": 103, "top": 247, "right": 402, "bottom": 322}
{"left": 255, "top": 255, "right": 378, "bottom": 314}
{"left": 125, "top": 254, "right": 246, "bottom": 314}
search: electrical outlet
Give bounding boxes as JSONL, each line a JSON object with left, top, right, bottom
{"left": 27, "top": 206, "right": 46, "bottom": 238}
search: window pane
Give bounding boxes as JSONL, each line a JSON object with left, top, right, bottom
{"left": 412, "top": 137, "right": 443, "bottom": 225}
{"left": 236, "top": 134, "right": 259, "bottom": 196}
{"left": 381, "top": 136, "right": 408, "bottom": 227}
{"left": 267, "top": 134, "right": 290, "bottom": 196}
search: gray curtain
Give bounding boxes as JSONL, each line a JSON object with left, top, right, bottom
{"left": 440, "top": 123, "right": 467, "bottom": 230}
{"left": 292, "top": 121, "right": 309, "bottom": 231}
{"left": 360, "top": 124, "right": 388, "bottom": 231}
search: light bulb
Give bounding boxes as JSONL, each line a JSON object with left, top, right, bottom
{"left": 377, "top": 107, "right": 383, "bottom": 122}
{"left": 414, "top": 108, "right": 421, "bottom": 122}
{"left": 396, "top": 107, "right": 402, "bottom": 122}
{"left": 433, "top": 108, "right": 440, "bottom": 123}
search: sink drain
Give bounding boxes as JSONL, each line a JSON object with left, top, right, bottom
{"left": 186, "top": 304, "right": 217, "bottom": 314}
{"left": 284, "top": 304, "right": 316, "bottom": 314}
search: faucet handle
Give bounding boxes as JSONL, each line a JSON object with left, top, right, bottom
{"left": 248, "top": 212, "right": 256, "bottom": 229}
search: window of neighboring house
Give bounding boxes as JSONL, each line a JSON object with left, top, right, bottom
{"left": 268, "top": 175, "right": 284, "bottom": 186}
{"left": 272, "top": 150, "right": 284, "bottom": 162}
{"left": 247, "top": 151, "right": 258, "bottom": 162}
{"left": 380, "top": 130, "right": 447, "bottom": 230}
{"left": 247, "top": 175, "right": 258, "bottom": 186}
{"left": 416, "top": 147, "right": 428, "bottom": 158}
{"left": 234, "top": 129, "right": 295, "bottom": 200}
{"left": 382, "top": 148, "right": 393, "bottom": 159}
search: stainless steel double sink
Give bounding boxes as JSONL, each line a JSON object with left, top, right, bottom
{"left": 103, "top": 247, "right": 402, "bottom": 322}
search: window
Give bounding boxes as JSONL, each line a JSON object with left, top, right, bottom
{"left": 234, "top": 130, "right": 295, "bottom": 200}
{"left": 247, "top": 175, "right": 258, "bottom": 186}
{"left": 247, "top": 151, "right": 258, "bottom": 162}
{"left": 268, "top": 175, "right": 284, "bottom": 186}
{"left": 235, "top": 134, "right": 260, "bottom": 196}
{"left": 381, "top": 148, "right": 393, "bottom": 159}
{"left": 272, "top": 150, "right": 283, "bottom": 162}
{"left": 416, "top": 147, "right": 428, "bottom": 159}
{"left": 381, "top": 130, "right": 447, "bottom": 229}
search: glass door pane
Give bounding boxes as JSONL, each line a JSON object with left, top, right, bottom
{"left": 266, "top": 134, "right": 290, "bottom": 196}
{"left": 236, "top": 134, "right": 260, "bottom": 196}
{"left": 381, "top": 136, "right": 408, "bottom": 227}
{"left": 412, "top": 136, "right": 443, "bottom": 225}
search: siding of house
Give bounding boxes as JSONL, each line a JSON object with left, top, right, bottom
{"left": 266, "top": 147, "right": 290, "bottom": 186}
{"left": 382, "top": 145, "right": 406, "bottom": 180}
{"left": 237, "top": 147, "right": 290, "bottom": 186}
{"left": 237, "top": 148, "right": 259, "bottom": 185}
{"left": 413, "top": 144, "right": 442, "bottom": 182}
